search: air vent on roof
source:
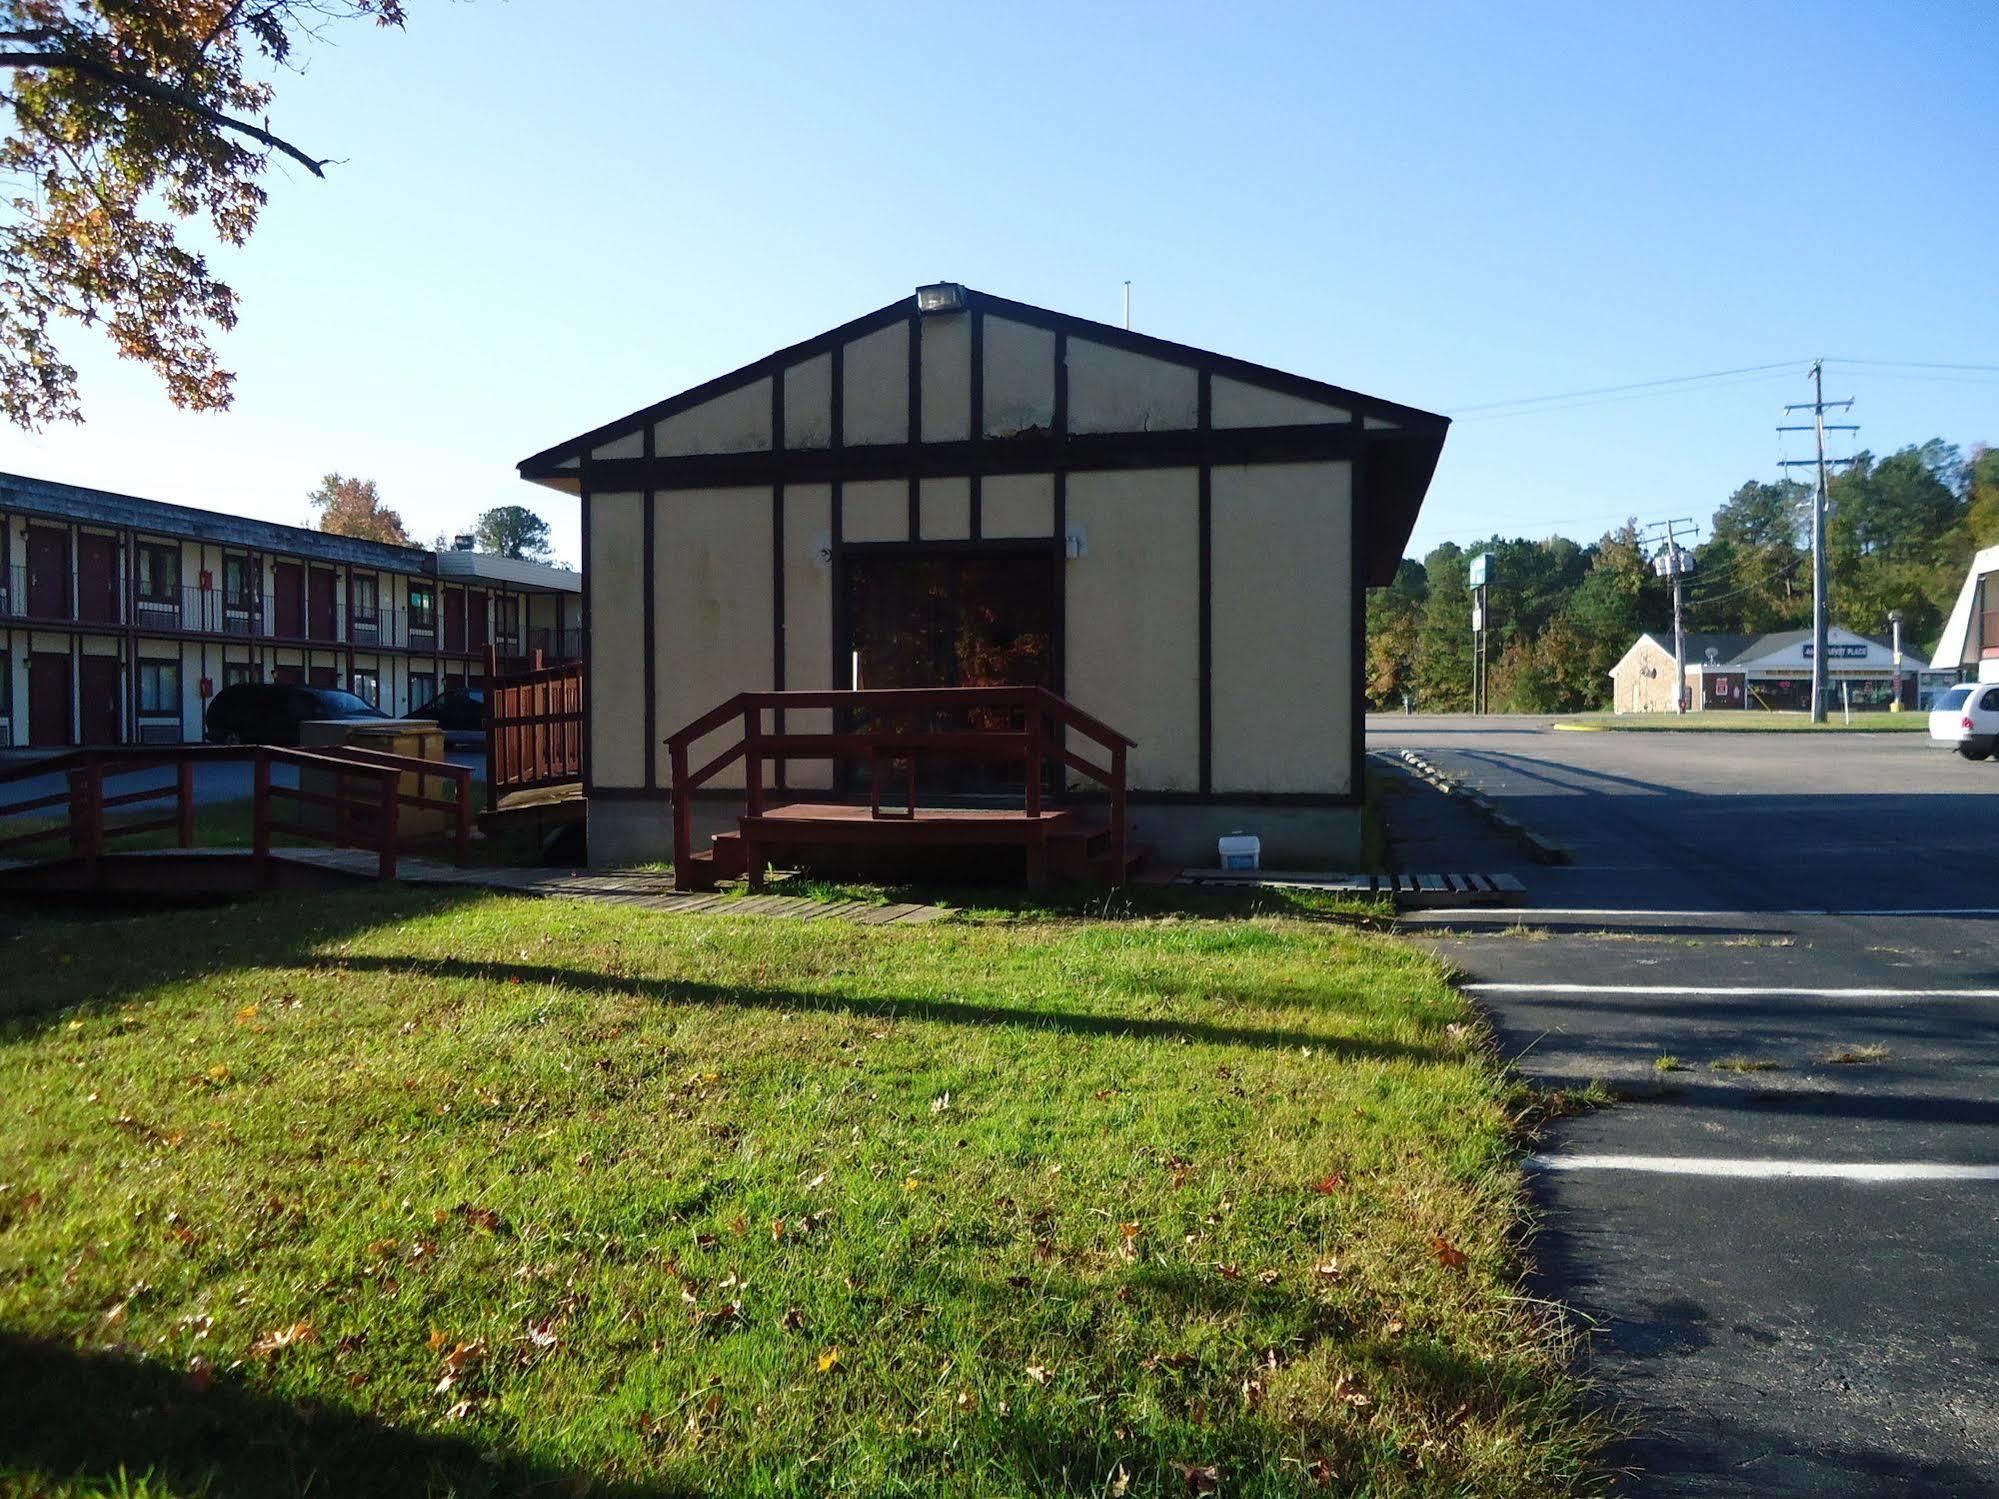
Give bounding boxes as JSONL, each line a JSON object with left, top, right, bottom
{"left": 452, "top": 534, "right": 475, "bottom": 551}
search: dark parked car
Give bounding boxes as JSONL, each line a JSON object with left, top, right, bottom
{"left": 409, "top": 687, "right": 486, "bottom": 736}
{"left": 203, "top": 684, "right": 386, "bottom": 746}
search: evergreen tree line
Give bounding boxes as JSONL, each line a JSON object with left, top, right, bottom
{"left": 1368, "top": 442, "right": 1999, "bottom": 713}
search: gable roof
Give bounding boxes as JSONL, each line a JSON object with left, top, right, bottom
{"left": 516, "top": 286, "right": 1448, "bottom": 588}
{"left": 1625, "top": 629, "right": 1896, "bottom": 670}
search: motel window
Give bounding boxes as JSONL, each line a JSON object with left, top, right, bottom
{"left": 495, "top": 595, "right": 520, "bottom": 645}
{"left": 222, "top": 555, "right": 255, "bottom": 609}
{"left": 0, "top": 649, "right": 9, "bottom": 716}
{"left": 352, "top": 573, "right": 379, "bottom": 622}
{"left": 409, "top": 671, "right": 437, "bottom": 712}
{"left": 136, "top": 543, "right": 179, "bottom": 601}
{"left": 408, "top": 583, "right": 436, "bottom": 633}
{"left": 351, "top": 668, "right": 380, "bottom": 707}
{"left": 223, "top": 662, "right": 258, "bottom": 688}
{"left": 138, "top": 659, "right": 179, "bottom": 715}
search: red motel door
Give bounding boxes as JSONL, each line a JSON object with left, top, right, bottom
{"left": 26, "top": 527, "right": 68, "bottom": 618}
{"left": 76, "top": 534, "right": 120, "bottom": 623}
{"left": 27, "top": 655, "right": 70, "bottom": 746}
{"left": 78, "top": 655, "right": 121, "bottom": 743}
{"left": 273, "top": 562, "right": 305, "bottom": 637}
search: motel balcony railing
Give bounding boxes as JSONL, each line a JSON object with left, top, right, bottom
{"left": 0, "top": 568, "right": 575, "bottom": 660}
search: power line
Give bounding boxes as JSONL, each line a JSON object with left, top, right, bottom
{"left": 1828, "top": 357, "right": 1999, "bottom": 373}
{"left": 1448, "top": 364, "right": 1802, "bottom": 421}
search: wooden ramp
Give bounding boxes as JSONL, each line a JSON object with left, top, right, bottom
{"left": 0, "top": 846, "right": 951, "bottom": 925}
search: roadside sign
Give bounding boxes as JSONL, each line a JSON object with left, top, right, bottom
{"left": 1469, "top": 552, "right": 1493, "bottom": 589}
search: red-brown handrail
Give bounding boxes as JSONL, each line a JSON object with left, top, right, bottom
{"left": 0, "top": 743, "right": 473, "bottom": 884}
{"left": 663, "top": 687, "right": 1134, "bottom": 889}
{"left": 483, "top": 644, "right": 584, "bottom": 808}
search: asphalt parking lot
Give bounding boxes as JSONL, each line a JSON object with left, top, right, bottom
{"left": 1370, "top": 717, "right": 1999, "bottom": 1497}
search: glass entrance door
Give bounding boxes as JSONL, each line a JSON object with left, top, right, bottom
{"left": 842, "top": 547, "right": 1055, "bottom": 797}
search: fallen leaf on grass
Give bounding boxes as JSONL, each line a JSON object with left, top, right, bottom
{"left": 930, "top": 1092, "right": 952, "bottom": 1114}
{"left": 1311, "top": 1172, "right": 1350, "bottom": 1194}
{"left": 249, "top": 1321, "right": 315, "bottom": 1358}
{"left": 817, "top": 1346, "right": 843, "bottom": 1373}
{"left": 453, "top": 1203, "right": 504, "bottom": 1233}
{"left": 1170, "top": 1460, "right": 1221, "bottom": 1494}
{"left": 1025, "top": 1363, "right": 1050, "bottom": 1385}
{"left": 1430, "top": 1236, "right": 1469, "bottom": 1270}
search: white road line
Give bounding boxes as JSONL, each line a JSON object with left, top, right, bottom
{"left": 1402, "top": 907, "right": 1999, "bottom": 919}
{"left": 1466, "top": 982, "right": 1999, "bottom": 999}
{"left": 1527, "top": 1154, "right": 1999, "bottom": 1182}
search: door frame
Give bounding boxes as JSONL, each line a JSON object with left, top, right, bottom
{"left": 830, "top": 537, "right": 1064, "bottom": 801}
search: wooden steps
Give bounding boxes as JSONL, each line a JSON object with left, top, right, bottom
{"left": 678, "top": 800, "right": 1137, "bottom": 893}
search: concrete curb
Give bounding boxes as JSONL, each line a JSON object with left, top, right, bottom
{"left": 1392, "top": 748, "right": 1574, "bottom": 865}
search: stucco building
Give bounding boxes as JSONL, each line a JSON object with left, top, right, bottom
{"left": 0, "top": 472, "right": 580, "bottom": 748}
{"left": 519, "top": 285, "right": 1446, "bottom": 869}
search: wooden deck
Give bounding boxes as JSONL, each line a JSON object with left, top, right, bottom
{"left": 666, "top": 687, "right": 1138, "bottom": 893}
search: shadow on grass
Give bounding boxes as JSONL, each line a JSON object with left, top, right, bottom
{"left": 0, "top": 886, "right": 490, "bottom": 1038}
{"left": 0, "top": 1330, "right": 692, "bottom": 1498}
{"left": 323, "top": 953, "right": 1444, "bottom": 1063}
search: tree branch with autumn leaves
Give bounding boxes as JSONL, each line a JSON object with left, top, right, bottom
{"left": 0, "top": 0, "right": 406, "bottom": 428}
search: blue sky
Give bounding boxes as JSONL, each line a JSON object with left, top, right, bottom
{"left": 0, "top": 0, "right": 1993, "bottom": 565}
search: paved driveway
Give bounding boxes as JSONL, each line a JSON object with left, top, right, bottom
{"left": 1371, "top": 717, "right": 1999, "bottom": 1496}
{"left": 1370, "top": 714, "right": 1997, "bottom": 913}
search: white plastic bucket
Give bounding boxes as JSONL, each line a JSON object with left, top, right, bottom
{"left": 1218, "top": 832, "right": 1261, "bottom": 872}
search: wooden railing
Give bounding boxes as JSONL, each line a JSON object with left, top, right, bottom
{"left": 483, "top": 645, "right": 584, "bottom": 808}
{"left": 0, "top": 743, "right": 473, "bottom": 885}
{"left": 663, "top": 687, "right": 1135, "bottom": 890}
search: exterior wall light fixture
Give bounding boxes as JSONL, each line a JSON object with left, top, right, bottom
{"left": 915, "top": 282, "right": 966, "bottom": 314}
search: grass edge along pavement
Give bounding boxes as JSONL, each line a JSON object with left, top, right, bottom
{"left": 1554, "top": 710, "right": 1925, "bottom": 733}
{"left": 0, "top": 887, "right": 1608, "bottom": 1496}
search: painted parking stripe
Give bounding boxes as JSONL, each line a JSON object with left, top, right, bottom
{"left": 1466, "top": 982, "right": 1999, "bottom": 999}
{"left": 1527, "top": 1154, "right": 1999, "bottom": 1182}
{"left": 1402, "top": 906, "right": 1999, "bottom": 919}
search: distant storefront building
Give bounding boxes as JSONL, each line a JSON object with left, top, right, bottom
{"left": 1608, "top": 627, "right": 1953, "bottom": 714}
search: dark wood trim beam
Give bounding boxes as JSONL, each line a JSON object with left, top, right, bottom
{"left": 578, "top": 422, "right": 1360, "bottom": 494}
{"left": 641, "top": 421, "right": 657, "bottom": 792}
{"left": 906, "top": 311, "right": 922, "bottom": 542}
{"left": 968, "top": 306, "right": 984, "bottom": 541}
{"left": 1197, "top": 370, "right": 1213, "bottom": 797}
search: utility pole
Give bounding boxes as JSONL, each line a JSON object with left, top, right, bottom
{"left": 1122, "top": 280, "right": 1131, "bottom": 330}
{"left": 1780, "top": 362, "right": 1858, "bottom": 723}
{"left": 1640, "top": 519, "right": 1698, "bottom": 712}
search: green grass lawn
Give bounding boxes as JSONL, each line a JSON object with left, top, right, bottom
{"left": 1559, "top": 710, "right": 1925, "bottom": 732}
{"left": 0, "top": 889, "right": 1601, "bottom": 1497}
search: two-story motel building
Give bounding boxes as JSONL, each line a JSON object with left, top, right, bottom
{"left": 0, "top": 471, "right": 580, "bottom": 748}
